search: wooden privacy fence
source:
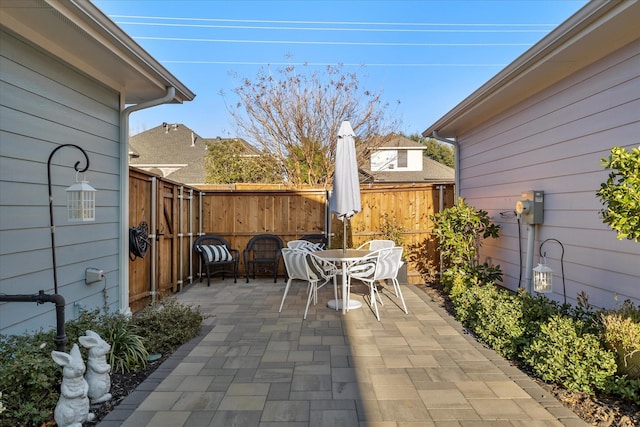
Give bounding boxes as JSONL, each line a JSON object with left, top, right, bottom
{"left": 129, "top": 168, "right": 454, "bottom": 312}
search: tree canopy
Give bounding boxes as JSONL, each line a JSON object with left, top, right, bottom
{"left": 407, "top": 133, "right": 455, "bottom": 168}
{"left": 204, "top": 139, "right": 281, "bottom": 184}
{"left": 224, "top": 64, "right": 399, "bottom": 187}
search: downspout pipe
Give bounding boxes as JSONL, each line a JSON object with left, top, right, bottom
{"left": 432, "top": 131, "right": 459, "bottom": 200}
{"left": 0, "top": 291, "right": 67, "bottom": 351}
{"left": 119, "top": 87, "right": 176, "bottom": 314}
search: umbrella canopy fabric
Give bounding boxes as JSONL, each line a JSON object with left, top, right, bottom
{"left": 330, "top": 121, "right": 361, "bottom": 220}
{"left": 330, "top": 121, "right": 361, "bottom": 248}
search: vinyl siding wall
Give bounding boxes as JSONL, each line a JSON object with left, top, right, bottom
{"left": 457, "top": 39, "right": 640, "bottom": 309}
{"left": 0, "top": 30, "right": 122, "bottom": 335}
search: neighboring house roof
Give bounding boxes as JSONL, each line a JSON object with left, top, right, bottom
{"left": 0, "top": 0, "right": 195, "bottom": 105}
{"left": 423, "top": 0, "right": 639, "bottom": 138}
{"left": 129, "top": 124, "right": 258, "bottom": 185}
{"left": 375, "top": 135, "right": 427, "bottom": 150}
{"left": 361, "top": 135, "right": 454, "bottom": 183}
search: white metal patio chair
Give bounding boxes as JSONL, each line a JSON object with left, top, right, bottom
{"left": 345, "top": 246, "right": 407, "bottom": 320}
{"left": 356, "top": 239, "right": 395, "bottom": 251}
{"left": 279, "top": 248, "right": 338, "bottom": 319}
{"left": 287, "top": 240, "right": 323, "bottom": 252}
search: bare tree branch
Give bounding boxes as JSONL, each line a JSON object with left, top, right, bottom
{"left": 224, "top": 64, "right": 399, "bottom": 187}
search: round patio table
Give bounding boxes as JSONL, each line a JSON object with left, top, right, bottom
{"left": 314, "top": 249, "right": 371, "bottom": 314}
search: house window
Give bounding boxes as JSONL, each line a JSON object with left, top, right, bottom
{"left": 397, "top": 150, "right": 407, "bottom": 168}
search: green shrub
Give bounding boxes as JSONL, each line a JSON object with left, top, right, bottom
{"left": 132, "top": 298, "right": 204, "bottom": 355}
{"left": 102, "top": 312, "right": 148, "bottom": 374}
{"left": 605, "top": 376, "right": 640, "bottom": 406}
{"left": 596, "top": 145, "right": 640, "bottom": 242}
{"left": 0, "top": 332, "right": 60, "bottom": 426}
{"left": 453, "top": 282, "right": 525, "bottom": 359}
{"left": 523, "top": 314, "right": 617, "bottom": 394}
{"left": 519, "top": 291, "right": 564, "bottom": 346}
{"left": 431, "top": 198, "right": 501, "bottom": 291}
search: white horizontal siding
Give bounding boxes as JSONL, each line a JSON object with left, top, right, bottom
{"left": 458, "top": 39, "right": 640, "bottom": 309}
{"left": 0, "top": 30, "right": 122, "bottom": 335}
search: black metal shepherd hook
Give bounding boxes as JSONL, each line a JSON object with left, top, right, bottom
{"left": 47, "top": 144, "right": 90, "bottom": 294}
{"left": 539, "top": 238, "right": 566, "bottom": 304}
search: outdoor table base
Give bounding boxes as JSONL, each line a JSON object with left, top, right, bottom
{"left": 327, "top": 298, "right": 362, "bottom": 310}
{"left": 314, "top": 249, "right": 370, "bottom": 314}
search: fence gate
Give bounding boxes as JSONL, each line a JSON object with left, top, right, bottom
{"left": 156, "top": 181, "right": 178, "bottom": 296}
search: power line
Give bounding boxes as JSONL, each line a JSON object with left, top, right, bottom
{"left": 108, "top": 14, "right": 558, "bottom": 28}
{"left": 114, "top": 21, "right": 550, "bottom": 33}
{"left": 135, "top": 36, "right": 532, "bottom": 47}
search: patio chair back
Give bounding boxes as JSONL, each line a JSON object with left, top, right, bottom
{"left": 357, "top": 239, "right": 395, "bottom": 251}
{"left": 375, "top": 246, "right": 403, "bottom": 281}
{"left": 243, "top": 234, "right": 284, "bottom": 283}
{"left": 287, "top": 240, "right": 323, "bottom": 252}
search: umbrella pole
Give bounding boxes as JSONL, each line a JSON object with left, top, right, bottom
{"left": 343, "top": 218, "right": 347, "bottom": 252}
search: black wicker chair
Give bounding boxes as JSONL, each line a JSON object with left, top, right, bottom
{"left": 193, "top": 235, "right": 239, "bottom": 285}
{"left": 243, "top": 234, "right": 284, "bottom": 283}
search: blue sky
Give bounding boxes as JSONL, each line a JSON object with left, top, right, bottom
{"left": 93, "top": 0, "right": 589, "bottom": 139}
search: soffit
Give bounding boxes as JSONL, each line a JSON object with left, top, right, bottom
{"left": 0, "top": 0, "right": 195, "bottom": 105}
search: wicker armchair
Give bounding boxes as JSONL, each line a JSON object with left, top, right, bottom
{"left": 193, "top": 235, "right": 239, "bottom": 285}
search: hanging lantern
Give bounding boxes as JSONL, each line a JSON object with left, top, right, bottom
{"left": 66, "top": 179, "right": 96, "bottom": 222}
{"left": 533, "top": 260, "right": 553, "bottom": 293}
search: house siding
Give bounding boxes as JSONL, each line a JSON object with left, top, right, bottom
{"left": 0, "top": 30, "right": 122, "bottom": 334}
{"left": 457, "top": 39, "right": 640, "bottom": 308}
{"left": 371, "top": 149, "right": 424, "bottom": 172}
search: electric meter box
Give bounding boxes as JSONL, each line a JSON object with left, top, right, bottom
{"left": 517, "top": 190, "right": 544, "bottom": 224}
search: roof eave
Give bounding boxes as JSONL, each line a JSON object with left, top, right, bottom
{"left": 0, "top": 0, "right": 195, "bottom": 105}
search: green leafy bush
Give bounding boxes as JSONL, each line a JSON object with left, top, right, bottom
{"left": 453, "top": 283, "right": 525, "bottom": 359}
{"left": 605, "top": 376, "right": 640, "bottom": 406}
{"left": 523, "top": 314, "right": 617, "bottom": 394}
{"left": 132, "top": 298, "right": 204, "bottom": 355}
{"left": 596, "top": 145, "right": 640, "bottom": 242}
{"left": 431, "top": 198, "right": 501, "bottom": 290}
{"left": 0, "top": 332, "right": 60, "bottom": 426}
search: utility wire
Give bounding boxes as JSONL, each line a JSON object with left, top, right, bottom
{"left": 109, "top": 15, "right": 558, "bottom": 28}
{"left": 115, "top": 21, "right": 551, "bottom": 33}
{"left": 135, "top": 36, "right": 532, "bottom": 47}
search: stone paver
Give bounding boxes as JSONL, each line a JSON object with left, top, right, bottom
{"left": 99, "top": 278, "right": 588, "bottom": 427}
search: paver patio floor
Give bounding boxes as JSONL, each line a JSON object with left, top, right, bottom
{"left": 99, "top": 277, "right": 587, "bottom": 427}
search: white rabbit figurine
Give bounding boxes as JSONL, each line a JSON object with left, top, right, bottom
{"left": 79, "top": 330, "right": 112, "bottom": 404}
{"left": 51, "top": 344, "right": 95, "bottom": 427}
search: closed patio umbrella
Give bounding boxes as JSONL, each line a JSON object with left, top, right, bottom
{"left": 330, "top": 120, "right": 361, "bottom": 251}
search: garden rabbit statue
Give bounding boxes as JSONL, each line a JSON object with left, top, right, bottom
{"left": 51, "top": 343, "right": 95, "bottom": 427}
{"left": 79, "top": 330, "right": 112, "bottom": 404}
